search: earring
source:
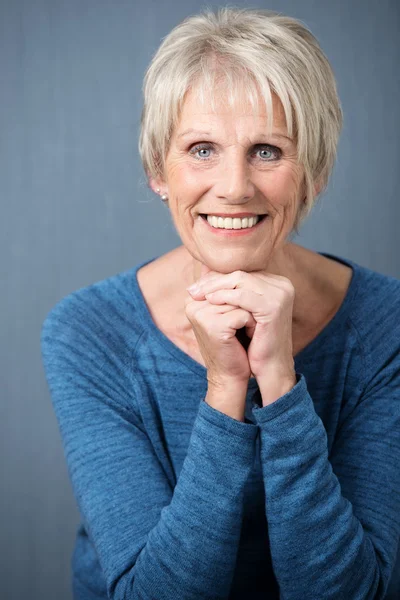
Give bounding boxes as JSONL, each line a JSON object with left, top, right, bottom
{"left": 156, "top": 188, "right": 168, "bottom": 202}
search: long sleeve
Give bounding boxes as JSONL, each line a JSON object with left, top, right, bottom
{"left": 40, "top": 302, "right": 258, "bottom": 600}
{"left": 251, "top": 367, "right": 400, "bottom": 599}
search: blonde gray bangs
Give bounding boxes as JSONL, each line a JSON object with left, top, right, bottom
{"left": 139, "top": 6, "right": 343, "bottom": 232}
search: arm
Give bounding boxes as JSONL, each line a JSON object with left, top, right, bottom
{"left": 205, "top": 380, "right": 248, "bottom": 422}
{"left": 41, "top": 299, "right": 258, "bottom": 600}
{"left": 251, "top": 368, "right": 400, "bottom": 599}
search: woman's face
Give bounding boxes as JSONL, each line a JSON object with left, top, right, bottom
{"left": 153, "top": 84, "right": 306, "bottom": 274}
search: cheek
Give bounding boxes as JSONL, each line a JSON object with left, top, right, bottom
{"left": 168, "top": 161, "right": 202, "bottom": 187}
{"left": 269, "top": 166, "right": 303, "bottom": 198}
{"left": 165, "top": 160, "right": 186, "bottom": 183}
{"left": 173, "top": 167, "right": 212, "bottom": 199}
{"left": 284, "top": 160, "right": 304, "bottom": 184}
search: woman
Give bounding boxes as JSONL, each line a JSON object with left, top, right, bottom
{"left": 41, "top": 7, "right": 400, "bottom": 600}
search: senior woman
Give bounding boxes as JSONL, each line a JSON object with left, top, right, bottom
{"left": 41, "top": 7, "right": 400, "bottom": 600}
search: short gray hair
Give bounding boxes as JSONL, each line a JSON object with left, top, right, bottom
{"left": 138, "top": 6, "right": 343, "bottom": 232}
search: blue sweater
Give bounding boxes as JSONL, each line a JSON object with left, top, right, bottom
{"left": 40, "top": 251, "right": 400, "bottom": 600}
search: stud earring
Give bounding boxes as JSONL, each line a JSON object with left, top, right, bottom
{"left": 156, "top": 188, "right": 168, "bottom": 202}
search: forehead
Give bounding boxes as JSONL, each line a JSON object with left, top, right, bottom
{"left": 176, "top": 84, "right": 287, "bottom": 132}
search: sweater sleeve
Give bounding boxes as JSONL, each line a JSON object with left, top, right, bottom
{"left": 40, "top": 298, "right": 258, "bottom": 600}
{"left": 251, "top": 363, "right": 400, "bottom": 599}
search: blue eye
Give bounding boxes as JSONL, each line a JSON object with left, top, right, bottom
{"left": 253, "top": 145, "right": 282, "bottom": 160}
{"left": 259, "top": 148, "right": 273, "bottom": 160}
{"left": 190, "top": 145, "right": 212, "bottom": 159}
{"left": 189, "top": 143, "right": 281, "bottom": 161}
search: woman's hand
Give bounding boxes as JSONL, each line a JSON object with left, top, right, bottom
{"left": 186, "top": 265, "right": 296, "bottom": 386}
{"left": 184, "top": 264, "right": 257, "bottom": 388}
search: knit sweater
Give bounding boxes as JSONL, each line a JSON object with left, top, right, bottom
{"left": 40, "top": 251, "right": 400, "bottom": 600}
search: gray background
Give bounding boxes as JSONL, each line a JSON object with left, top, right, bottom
{"left": 1, "top": 0, "right": 399, "bottom": 599}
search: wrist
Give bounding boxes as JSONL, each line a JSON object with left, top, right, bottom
{"left": 256, "top": 370, "right": 297, "bottom": 407}
{"left": 206, "top": 374, "right": 250, "bottom": 392}
{"left": 205, "top": 378, "right": 249, "bottom": 422}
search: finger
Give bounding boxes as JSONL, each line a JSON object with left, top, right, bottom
{"left": 209, "top": 270, "right": 292, "bottom": 292}
{"left": 193, "top": 273, "right": 262, "bottom": 298}
{"left": 204, "top": 288, "right": 265, "bottom": 316}
{"left": 185, "top": 295, "right": 243, "bottom": 315}
{"left": 185, "top": 300, "right": 247, "bottom": 328}
{"left": 218, "top": 307, "right": 254, "bottom": 339}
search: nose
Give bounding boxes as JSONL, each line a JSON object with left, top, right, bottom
{"left": 214, "top": 150, "right": 255, "bottom": 204}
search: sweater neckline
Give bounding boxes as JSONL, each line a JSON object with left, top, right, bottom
{"left": 131, "top": 251, "right": 362, "bottom": 381}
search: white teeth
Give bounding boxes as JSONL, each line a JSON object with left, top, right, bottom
{"left": 206, "top": 215, "right": 260, "bottom": 229}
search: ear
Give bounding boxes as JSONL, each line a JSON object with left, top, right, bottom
{"left": 302, "top": 177, "right": 323, "bottom": 202}
{"left": 148, "top": 175, "right": 166, "bottom": 195}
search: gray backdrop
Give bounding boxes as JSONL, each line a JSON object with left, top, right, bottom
{"left": 1, "top": 0, "right": 399, "bottom": 599}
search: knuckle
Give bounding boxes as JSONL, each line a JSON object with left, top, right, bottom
{"left": 280, "top": 277, "right": 295, "bottom": 292}
{"left": 283, "top": 284, "right": 295, "bottom": 301}
{"left": 278, "top": 281, "right": 294, "bottom": 298}
{"left": 284, "top": 278, "right": 295, "bottom": 293}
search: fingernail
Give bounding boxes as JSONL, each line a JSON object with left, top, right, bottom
{"left": 186, "top": 283, "right": 201, "bottom": 294}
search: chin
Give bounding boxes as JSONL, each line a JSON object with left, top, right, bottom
{"left": 203, "top": 255, "right": 268, "bottom": 274}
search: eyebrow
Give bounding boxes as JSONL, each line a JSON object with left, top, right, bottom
{"left": 177, "top": 128, "right": 293, "bottom": 142}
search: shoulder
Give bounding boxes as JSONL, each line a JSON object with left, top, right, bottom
{"left": 347, "top": 262, "right": 400, "bottom": 392}
{"left": 349, "top": 262, "right": 400, "bottom": 336}
{"left": 40, "top": 266, "right": 146, "bottom": 368}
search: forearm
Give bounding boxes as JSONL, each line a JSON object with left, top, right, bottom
{"left": 205, "top": 380, "right": 249, "bottom": 422}
{"left": 251, "top": 375, "right": 382, "bottom": 599}
{"left": 136, "top": 393, "right": 258, "bottom": 599}
{"left": 257, "top": 365, "right": 297, "bottom": 406}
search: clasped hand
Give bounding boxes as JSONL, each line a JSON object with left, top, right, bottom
{"left": 184, "top": 263, "right": 296, "bottom": 389}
